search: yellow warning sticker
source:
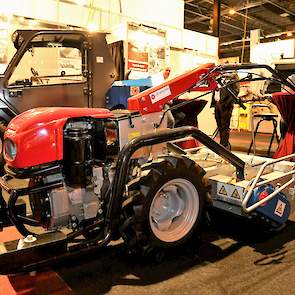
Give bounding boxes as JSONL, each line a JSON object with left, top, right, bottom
{"left": 128, "top": 131, "right": 140, "bottom": 141}
{"left": 230, "top": 188, "right": 240, "bottom": 200}
{"left": 218, "top": 185, "right": 228, "bottom": 197}
{"left": 274, "top": 200, "right": 286, "bottom": 217}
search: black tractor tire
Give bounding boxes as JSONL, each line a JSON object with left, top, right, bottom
{"left": 0, "top": 121, "right": 7, "bottom": 174}
{"left": 120, "top": 155, "right": 207, "bottom": 253}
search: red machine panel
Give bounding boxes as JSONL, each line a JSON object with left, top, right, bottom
{"left": 4, "top": 107, "right": 113, "bottom": 169}
{"left": 128, "top": 63, "right": 217, "bottom": 114}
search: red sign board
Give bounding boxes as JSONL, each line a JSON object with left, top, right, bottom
{"left": 127, "top": 61, "right": 148, "bottom": 72}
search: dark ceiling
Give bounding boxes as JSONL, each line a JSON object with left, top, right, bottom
{"left": 184, "top": 0, "right": 295, "bottom": 60}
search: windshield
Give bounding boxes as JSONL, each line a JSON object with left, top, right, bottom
{"left": 6, "top": 33, "right": 86, "bottom": 86}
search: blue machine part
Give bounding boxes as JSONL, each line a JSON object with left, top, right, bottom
{"left": 112, "top": 78, "right": 153, "bottom": 87}
{"left": 247, "top": 184, "right": 291, "bottom": 226}
{"left": 106, "top": 78, "right": 152, "bottom": 109}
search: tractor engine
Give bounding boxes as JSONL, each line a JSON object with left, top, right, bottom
{"left": 29, "top": 119, "right": 114, "bottom": 231}
{"left": 27, "top": 110, "right": 166, "bottom": 231}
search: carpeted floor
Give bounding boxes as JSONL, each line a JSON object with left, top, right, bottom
{"left": 224, "top": 130, "right": 280, "bottom": 157}
{"left": 2, "top": 129, "right": 291, "bottom": 295}
{"left": 56, "top": 210, "right": 295, "bottom": 295}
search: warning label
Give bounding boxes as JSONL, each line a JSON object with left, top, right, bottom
{"left": 128, "top": 131, "right": 140, "bottom": 141}
{"left": 130, "top": 86, "right": 140, "bottom": 96}
{"left": 230, "top": 188, "right": 241, "bottom": 200}
{"left": 274, "top": 200, "right": 286, "bottom": 217}
{"left": 218, "top": 185, "right": 228, "bottom": 197}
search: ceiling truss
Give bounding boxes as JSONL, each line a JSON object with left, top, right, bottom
{"left": 184, "top": 0, "right": 295, "bottom": 60}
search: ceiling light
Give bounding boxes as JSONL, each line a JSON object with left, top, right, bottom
{"left": 87, "top": 23, "right": 98, "bottom": 32}
{"left": 229, "top": 9, "right": 236, "bottom": 15}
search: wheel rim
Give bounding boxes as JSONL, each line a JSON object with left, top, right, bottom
{"left": 149, "top": 178, "right": 200, "bottom": 243}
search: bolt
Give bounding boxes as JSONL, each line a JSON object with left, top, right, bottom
{"left": 24, "top": 235, "right": 37, "bottom": 243}
{"left": 26, "top": 235, "right": 34, "bottom": 242}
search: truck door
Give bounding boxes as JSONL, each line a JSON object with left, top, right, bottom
{"left": 3, "top": 32, "right": 90, "bottom": 113}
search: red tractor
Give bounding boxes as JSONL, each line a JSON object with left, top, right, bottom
{"left": 0, "top": 63, "right": 295, "bottom": 274}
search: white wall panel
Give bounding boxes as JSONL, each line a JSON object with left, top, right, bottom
{"left": 121, "top": 0, "right": 184, "bottom": 29}
{"left": 183, "top": 29, "right": 218, "bottom": 56}
{"left": 251, "top": 39, "right": 295, "bottom": 64}
{"left": 0, "top": 0, "right": 184, "bottom": 30}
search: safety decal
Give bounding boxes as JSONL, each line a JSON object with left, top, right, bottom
{"left": 96, "top": 56, "right": 104, "bottom": 63}
{"left": 128, "top": 131, "right": 141, "bottom": 141}
{"left": 130, "top": 86, "right": 140, "bottom": 96}
{"left": 230, "top": 188, "right": 241, "bottom": 200}
{"left": 218, "top": 185, "right": 228, "bottom": 197}
{"left": 274, "top": 200, "right": 286, "bottom": 217}
{"left": 150, "top": 86, "right": 171, "bottom": 104}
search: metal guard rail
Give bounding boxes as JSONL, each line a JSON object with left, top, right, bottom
{"left": 242, "top": 153, "right": 295, "bottom": 213}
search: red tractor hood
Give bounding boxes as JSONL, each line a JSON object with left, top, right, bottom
{"left": 5, "top": 107, "right": 114, "bottom": 169}
{"left": 9, "top": 107, "right": 113, "bottom": 133}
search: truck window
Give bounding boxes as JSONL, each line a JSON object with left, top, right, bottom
{"left": 8, "top": 39, "right": 86, "bottom": 87}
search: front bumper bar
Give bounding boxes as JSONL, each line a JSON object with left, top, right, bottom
{"left": 0, "top": 175, "right": 62, "bottom": 236}
{"left": 0, "top": 230, "right": 67, "bottom": 275}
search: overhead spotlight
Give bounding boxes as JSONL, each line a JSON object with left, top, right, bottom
{"left": 229, "top": 9, "right": 236, "bottom": 15}
{"left": 87, "top": 23, "right": 98, "bottom": 32}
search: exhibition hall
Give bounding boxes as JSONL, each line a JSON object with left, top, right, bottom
{"left": 0, "top": 0, "right": 295, "bottom": 294}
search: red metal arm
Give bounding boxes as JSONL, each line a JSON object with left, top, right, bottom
{"left": 128, "top": 63, "right": 218, "bottom": 114}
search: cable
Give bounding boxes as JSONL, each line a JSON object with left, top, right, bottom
{"left": 234, "top": 70, "right": 294, "bottom": 95}
{"left": 155, "top": 90, "right": 214, "bottom": 129}
{"left": 155, "top": 67, "right": 294, "bottom": 129}
{"left": 154, "top": 68, "right": 217, "bottom": 128}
